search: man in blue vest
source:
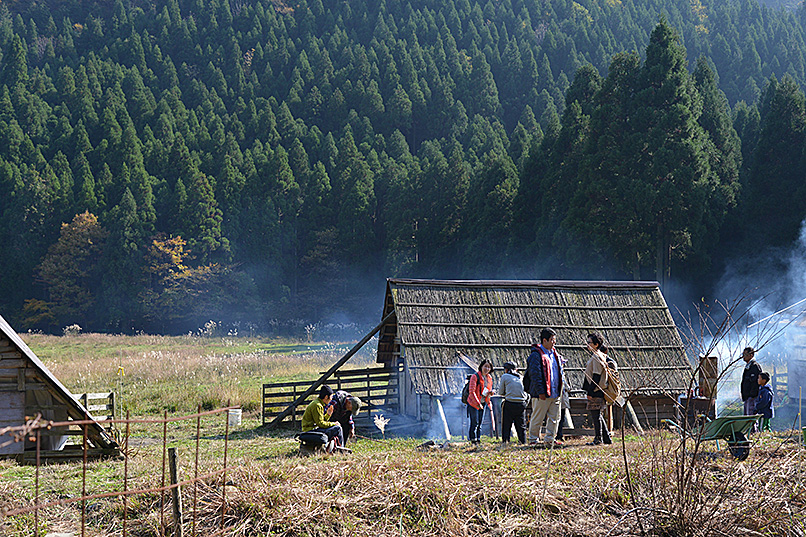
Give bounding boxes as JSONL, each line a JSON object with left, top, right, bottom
{"left": 526, "top": 327, "right": 564, "bottom": 446}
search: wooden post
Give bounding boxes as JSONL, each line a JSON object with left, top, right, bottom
{"left": 625, "top": 401, "right": 644, "bottom": 434}
{"left": 109, "top": 391, "right": 116, "bottom": 432}
{"left": 398, "top": 359, "right": 406, "bottom": 417}
{"left": 772, "top": 363, "right": 777, "bottom": 398}
{"left": 366, "top": 372, "right": 371, "bottom": 409}
{"left": 169, "top": 447, "right": 183, "bottom": 537}
{"left": 563, "top": 408, "right": 574, "bottom": 430}
{"left": 291, "top": 385, "right": 297, "bottom": 425}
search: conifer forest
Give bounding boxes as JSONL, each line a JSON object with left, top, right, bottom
{"left": 2, "top": 0, "right": 806, "bottom": 334}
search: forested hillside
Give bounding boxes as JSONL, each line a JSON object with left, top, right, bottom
{"left": 2, "top": 0, "right": 806, "bottom": 334}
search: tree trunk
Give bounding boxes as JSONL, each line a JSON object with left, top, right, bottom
{"left": 655, "top": 224, "right": 671, "bottom": 286}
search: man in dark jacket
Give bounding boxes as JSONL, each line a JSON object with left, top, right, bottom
{"left": 525, "top": 327, "right": 564, "bottom": 445}
{"left": 740, "top": 346, "right": 762, "bottom": 433}
{"left": 326, "top": 390, "right": 363, "bottom": 443}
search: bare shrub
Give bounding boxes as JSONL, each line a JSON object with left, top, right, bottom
{"left": 611, "top": 295, "right": 806, "bottom": 535}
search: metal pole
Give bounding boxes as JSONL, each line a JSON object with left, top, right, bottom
{"left": 82, "top": 424, "right": 88, "bottom": 537}
{"left": 35, "top": 428, "right": 40, "bottom": 537}
{"left": 169, "top": 447, "right": 183, "bottom": 537}
{"left": 194, "top": 404, "right": 200, "bottom": 537}
{"left": 124, "top": 410, "right": 130, "bottom": 537}
{"left": 161, "top": 410, "right": 167, "bottom": 535}
{"left": 748, "top": 297, "right": 806, "bottom": 328}
{"left": 221, "top": 403, "right": 230, "bottom": 532}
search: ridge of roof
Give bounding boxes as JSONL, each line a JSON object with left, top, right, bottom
{"left": 387, "top": 278, "right": 660, "bottom": 289}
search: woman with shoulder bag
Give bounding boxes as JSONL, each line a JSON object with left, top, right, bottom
{"left": 583, "top": 333, "right": 614, "bottom": 445}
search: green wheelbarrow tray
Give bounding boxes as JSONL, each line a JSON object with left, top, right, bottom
{"left": 665, "top": 414, "right": 762, "bottom": 461}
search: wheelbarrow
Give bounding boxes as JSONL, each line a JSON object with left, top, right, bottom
{"left": 664, "top": 414, "right": 762, "bottom": 461}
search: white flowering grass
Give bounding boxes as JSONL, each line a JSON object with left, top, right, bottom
{"left": 22, "top": 332, "right": 375, "bottom": 417}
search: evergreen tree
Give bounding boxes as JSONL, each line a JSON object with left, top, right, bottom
{"left": 5, "top": 34, "right": 28, "bottom": 87}
{"left": 689, "top": 57, "right": 741, "bottom": 273}
{"left": 74, "top": 153, "right": 98, "bottom": 214}
{"left": 745, "top": 75, "right": 806, "bottom": 246}
{"left": 462, "top": 150, "right": 518, "bottom": 274}
{"left": 573, "top": 20, "right": 718, "bottom": 282}
{"left": 101, "top": 188, "right": 145, "bottom": 330}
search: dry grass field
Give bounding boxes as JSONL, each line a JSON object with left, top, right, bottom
{"left": 21, "top": 332, "right": 367, "bottom": 415}
{"left": 1, "top": 334, "right": 805, "bottom": 536}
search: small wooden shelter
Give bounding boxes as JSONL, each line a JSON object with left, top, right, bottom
{"left": 376, "top": 279, "right": 693, "bottom": 429}
{"left": 0, "top": 315, "right": 118, "bottom": 461}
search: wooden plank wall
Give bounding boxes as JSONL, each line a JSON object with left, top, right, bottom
{"left": 0, "top": 333, "right": 29, "bottom": 392}
{"left": 0, "top": 333, "right": 28, "bottom": 454}
{"left": 0, "top": 392, "right": 24, "bottom": 454}
{"left": 623, "top": 395, "right": 679, "bottom": 428}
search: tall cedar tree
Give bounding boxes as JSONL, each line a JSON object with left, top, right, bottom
{"left": 745, "top": 75, "right": 806, "bottom": 247}
{"left": 568, "top": 19, "right": 718, "bottom": 282}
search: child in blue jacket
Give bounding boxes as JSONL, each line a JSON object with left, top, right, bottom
{"left": 756, "top": 372, "right": 774, "bottom": 432}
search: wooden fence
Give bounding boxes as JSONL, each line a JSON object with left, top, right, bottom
{"left": 72, "top": 391, "right": 115, "bottom": 433}
{"left": 262, "top": 367, "right": 399, "bottom": 425}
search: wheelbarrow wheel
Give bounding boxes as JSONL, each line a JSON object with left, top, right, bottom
{"left": 727, "top": 431, "right": 750, "bottom": 461}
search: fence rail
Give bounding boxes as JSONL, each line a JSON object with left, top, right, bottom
{"left": 0, "top": 406, "right": 236, "bottom": 537}
{"left": 262, "top": 366, "right": 399, "bottom": 425}
{"left": 73, "top": 391, "right": 115, "bottom": 432}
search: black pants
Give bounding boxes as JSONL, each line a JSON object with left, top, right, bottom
{"left": 502, "top": 400, "right": 526, "bottom": 443}
{"left": 590, "top": 409, "right": 611, "bottom": 444}
{"left": 311, "top": 424, "right": 344, "bottom": 447}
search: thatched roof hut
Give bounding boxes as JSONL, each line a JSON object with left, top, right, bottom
{"left": 376, "top": 279, "right": 692, "bottom": 422}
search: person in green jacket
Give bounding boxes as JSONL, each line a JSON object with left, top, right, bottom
{"left": 301, "top": 385, "right": 344, "bottom": 448}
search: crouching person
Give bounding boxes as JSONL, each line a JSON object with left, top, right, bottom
{"left": 301, "top": 385, "right": 343, "bottom": 452}
{"left": 327, "top": 390, "right": 363, "bottom": 444}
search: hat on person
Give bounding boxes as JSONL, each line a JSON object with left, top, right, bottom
{"left": 347, "top": 396, "right": 363, "bottom": 416}
{"left": 503, "top": 361, "right": 518, "bottom": 371}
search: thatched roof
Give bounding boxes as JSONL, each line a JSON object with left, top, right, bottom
{"left": 377, "top": 279, "right": 693, "bottom": 397}
{"left": 0, "top": 315, "right": 117, "bottom": 450}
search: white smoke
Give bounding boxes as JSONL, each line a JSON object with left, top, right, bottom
{"left": 708, "top": 219, "right": 806, "bottom": 423}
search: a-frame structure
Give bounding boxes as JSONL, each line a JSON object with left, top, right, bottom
{"left": 0, "top": 315, "right": 119, "bottom": 461}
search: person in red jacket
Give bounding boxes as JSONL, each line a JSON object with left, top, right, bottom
{"left": 467, "top": 359, "right": 494, "bottom": 445}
